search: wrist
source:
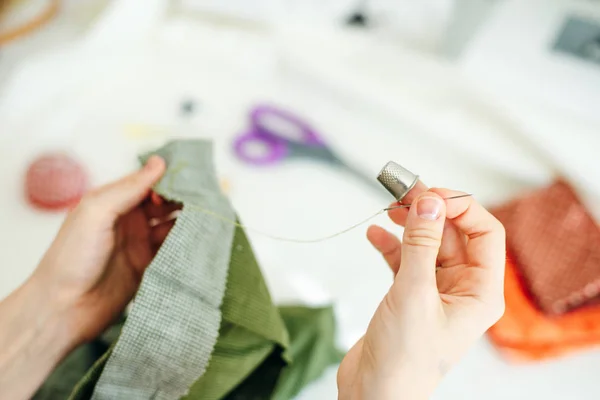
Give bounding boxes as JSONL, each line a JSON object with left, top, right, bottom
{"left": 23, "top": 273, "right": 83, "bottom": 351}
{"left": 353, "top": 365, "right": 439, "bottom": 400}
{"left": 0, "top": 276, "right": 81, "bottom": 399}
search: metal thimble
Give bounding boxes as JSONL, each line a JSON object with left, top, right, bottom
{"left": 377, "top": 161, "right": 419, "bottom": 201}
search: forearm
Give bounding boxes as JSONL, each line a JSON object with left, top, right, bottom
{"left": 0, "top": 275, "right": 79, "bottom": 400}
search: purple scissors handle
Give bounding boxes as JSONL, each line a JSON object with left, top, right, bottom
{"left": 233, "top": 105, "right": 325, "bottom": 166}
{"left": 233, "top": 132, "right": 288, "bottom": 165}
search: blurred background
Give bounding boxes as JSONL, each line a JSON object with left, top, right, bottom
{"left": 1, "top": 0, "right": 600, "bottom": 399}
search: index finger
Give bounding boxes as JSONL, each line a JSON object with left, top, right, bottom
{"left": 435, "top": 189, "right": 506, "bottom": 282}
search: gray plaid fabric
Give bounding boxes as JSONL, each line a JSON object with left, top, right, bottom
{"left": 91, "top": 140, "right": 235, "bottom": 400}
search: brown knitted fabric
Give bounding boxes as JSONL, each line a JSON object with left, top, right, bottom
{"left": 492, "top": 180, "right": 600, "bottom": 315}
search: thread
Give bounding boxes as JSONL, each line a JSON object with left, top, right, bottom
{"left": 156, "top": 161, "right": 472, "bottom": 243}
{"left": 150, "top": 194, "right": 473, "bottom": 244}
{"left": 187, "top": 204, "right": 387, "bottom": 244}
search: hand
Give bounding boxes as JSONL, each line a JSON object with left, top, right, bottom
{"left": 31, "top": 155, "right": 180, "bottom": 343}
{"left": 0, "top": 156, "right": 181, "bottom": 400}
{"left": 337, "top": 186, "right": 506, "bottom": 400}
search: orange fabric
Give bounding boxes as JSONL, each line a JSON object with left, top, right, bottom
{"left": 487, "top": 255, "right": 600, "bottom": 362}
{"left": 492, "top": 180, "right": 600, "bottom": 315}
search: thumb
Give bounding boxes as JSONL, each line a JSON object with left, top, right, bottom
{"left": 398, "top": 192, "right": 446, "bottom": 286}
{"left": 91, "top": 155, "right": 166, "bottom": 216}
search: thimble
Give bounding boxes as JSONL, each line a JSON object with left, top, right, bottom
{"left": 377, "top": 161, "right": 419, "bottom": 201}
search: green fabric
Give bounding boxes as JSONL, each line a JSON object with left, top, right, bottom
{"left": 34, "top": 139, "right": 344, "bottom": 399}
{"left": 219, "top": 306, "right": 344, "bottom": 400}
{"left": 33, "top": 321, "right": 122, "bottom": 400}
{"left": 68, "top": 346, "right": 113, "bottom": 400}
{"left": 183, "top": 223, "right": 290, "bottom": 400}
{"left": 36, "top": 304, "right": 342, "bottom": 400}
{"left": 184, "top": 243, "right": 344, "bottom": 400}
{"left": 272, "top": 306, "right": 345, "bottom": 400}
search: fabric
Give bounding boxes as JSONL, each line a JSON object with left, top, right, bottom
{"left": 492, "top": 180, "right": 600, "bottom": 315}
{"left": 92, "top": 140, "right": 236, "bottom": 400}
{"left": 184, "top": 220, "right": 343, "bottom": 399}
{"left": 487, "top": 253, "right": 600, "bottom": 362}
{"left": 33, "top": 319, "right": 123, "bottom": 400}
{"left": 37, "top": 306, "right": 341, "bottom": 400}
{"left": 34, "top": 139, "right": 343, "bottom": 399}
{"left": 212, "top": 305, "right": 344, "bottom": 400}
{"left": 183, "top": 224, "right": 342, "bottom": 400}
{"left": 271, "top": 306, "right": 344, "bottom": 400}
{"left": 182, "top": 222, "right": 290, "bottom": 400}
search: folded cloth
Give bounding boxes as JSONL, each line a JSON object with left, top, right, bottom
{"left": 492, "top": 180, "right": 600, "bottom": 315}
{"left": 92, "top": 140, "right": 236, "bottom": 400}
{"left": 181, "top": 221, "right": 292, "bottom": 400}
{"left": 487, "top": 253, "right": 600, "bottom": 362}
{"left": 36, "top": 296, "right": 341, "bottom": 399}
{"left": 36, "top": 305, "right": 341, "bottom": 399}
{"left": 271, "top": 306, "right": 344, "bottom": 400}
{"left": 188, "top": 304, "right": 343, "bottom": 400}
{"left": 34, "top": 139, "right": 343, "bottom": 399}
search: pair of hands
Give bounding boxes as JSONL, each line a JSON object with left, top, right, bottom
{"left": 4, "top": 158, "right": 505, "bottom": 400}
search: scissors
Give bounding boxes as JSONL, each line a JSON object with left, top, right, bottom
{"left": 233, "top": 105, "right": 386, "bottom": 196}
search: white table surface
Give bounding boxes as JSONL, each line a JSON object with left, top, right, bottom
{"left": 1, "top": 2, "right": 600, "bottom": 399}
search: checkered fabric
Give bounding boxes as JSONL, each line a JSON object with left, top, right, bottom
{"left": 91, "top": 140, "right": 235, "bottom": 399}
{"left": 492, "top": 180, "right": 600, "bottom": 315}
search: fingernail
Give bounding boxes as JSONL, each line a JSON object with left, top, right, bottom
{"left": 417, "top": 196, "right": 443, "bottom": 220}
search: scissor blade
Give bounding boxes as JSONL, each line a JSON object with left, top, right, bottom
{"left": 340, "top": 162, "right": 391, "bottom": 198}
{"left": 323, "top": 155, "right": 390, "bottom": 199}
{"left": 286, "top": 142, "right": 392, "bottom": 200}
